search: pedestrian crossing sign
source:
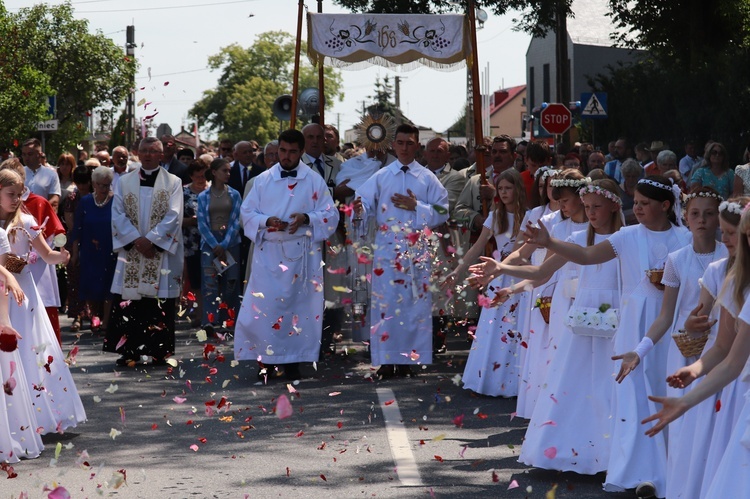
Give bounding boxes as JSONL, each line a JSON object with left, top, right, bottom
{"left": 580, "top": 92, "right": 607, "bottom": 119}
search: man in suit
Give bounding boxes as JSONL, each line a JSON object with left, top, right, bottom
{"left": 229, "top": 141, "right": 265, "bottom": 281}
{"left": 159, "top": 134, "right": 189, "bottom": 184}
{"left": 228, "top": 141, "right": 264, "bottom": 195}
{"left": 301, "top": 123, "right": 345, "bottom": 355}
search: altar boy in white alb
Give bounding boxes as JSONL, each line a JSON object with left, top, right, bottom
{"left": 353, "top": 124, "right": 449, "bottom": 379}
{"left": 235, "top": 129, "right": 339, "bottom": 381}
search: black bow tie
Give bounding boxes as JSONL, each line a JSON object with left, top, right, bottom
{"left": 281, "top": 169, "right": 297, "bottom": 178}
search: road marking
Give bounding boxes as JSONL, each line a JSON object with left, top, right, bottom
{"left": 376, "top": 387, "right": 423, "bottom": 487}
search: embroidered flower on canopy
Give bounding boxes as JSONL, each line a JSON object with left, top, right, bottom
{"left": 578, "top": 184, "right": 622, "bottom": 205}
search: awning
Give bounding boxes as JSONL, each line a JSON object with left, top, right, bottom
{"left": 307, "top": 13, "right": 470, "bottom": 71}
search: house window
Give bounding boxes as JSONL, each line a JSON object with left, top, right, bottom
{"left": 543, "top": 64, "right": 550, "bottom": 103}
{"left": 529, "top": 67, "right": 535, "bottom": 109}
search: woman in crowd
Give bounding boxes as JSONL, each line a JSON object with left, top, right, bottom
{"left": 182, "top": 158, "right": 209, "bottom": 327}
{"left": 691, "top": 142, "right": 734, "bottom": 199}
{"left": 64, "top": 165, "right": 91, "bottom": 332}
{"left": 197, "top": 158, "right": 242, "bottom": 334}
{"left": 71, "top": 166, "right": 116, "bottom": 333}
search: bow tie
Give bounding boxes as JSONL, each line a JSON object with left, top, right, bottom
{"left": 280, "top": 169, "right": 297, "bottom": 178}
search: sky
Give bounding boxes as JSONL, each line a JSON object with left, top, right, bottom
{"left": 6, "top": 0, "right": 531, "bottom": 140}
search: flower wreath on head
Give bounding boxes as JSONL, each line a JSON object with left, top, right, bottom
{"left": 719, "top": 200, "right": 745, "bottom": 215}
{"left": 550, "top": 177, "right": 591, "bottom": 189}
{"left": 684, "top": 190, "right": 724, "bottom": 205}
{"left": 578, "top": 184, "right": 623, "bottom": 205}
{"left": 534, "top": 166, "right": 557, "bottom": 183}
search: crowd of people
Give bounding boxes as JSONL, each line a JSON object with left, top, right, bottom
{"left": 3, "top": 125, "right": 750, "bottom": 499}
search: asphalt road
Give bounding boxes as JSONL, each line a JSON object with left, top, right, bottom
{"left": 6, "top": 315, "right": 634, "bottom": 499}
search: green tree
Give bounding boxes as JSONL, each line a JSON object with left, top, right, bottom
{"left": 190, "top": 31, "right": 344, "bottom": 143}
{"left": 0, "top": 5, "right": 51, "bottom": 147}
{"left": 9, "top": 3, "right": 136, "bottom": 156}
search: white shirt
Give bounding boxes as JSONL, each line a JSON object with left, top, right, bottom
{"left": 25, "top": 165, "right": 61, "bottom": 199}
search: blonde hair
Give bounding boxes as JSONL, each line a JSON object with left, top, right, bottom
{"left": 0, "top": 169, "right": 26, "bottom": 237}
{"left": 728, "top": 206, "right": 750, "bottom": 310}
{"left": 583, "top": 178, "right": 623, "bottom": 246}
{"left": 719, "top": 196, "right": 750, "bottom": 275}
{"left": 492, "top": 168, "right": 526, "bottom": 238}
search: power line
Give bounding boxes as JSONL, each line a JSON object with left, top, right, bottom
{"left": 73, "top": 0, "right": 257, "bottom": 14}
{"left": 136, "top": 68, "right": 210, "bottom": 80}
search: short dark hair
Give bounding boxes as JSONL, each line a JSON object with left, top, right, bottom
{"left": 493, "top": 134, "right": 517, "bottom": 154}
{"left": 526, "top": 140, "right": 551, "bottom": 164}
{"left": 72, "top": 165, "right": 92, "bottom": 186}
{"left": 278, "top": 129, "right": 305, "bottom": 150}
{"left": 395, "top": 124, "right": 419, "bottom": 141}
{"left": 187, "top": 159, "right": 207, "bottom": 177}
{"left": 177, "top": 149, "right": 194, "bottom": 161}
{"left": 23, "top": 138, "right": 41, "bottom": 149}
{"left": 324, "top": 124, "right": 340, "bottom": 140}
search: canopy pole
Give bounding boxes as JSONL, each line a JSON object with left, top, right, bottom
{"left": 317, "top": 0, "right": 325, "bottom": 124}
{"left": 467, "top": 0, "right": 488, "bottom": 212}
{"left": 290, "top": 0, "right": 304, "bottom": 129}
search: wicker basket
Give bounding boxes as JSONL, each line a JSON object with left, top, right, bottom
{"left": 538, "top": 296, "right": 552, "bottom": 324}
{"left": 4, "top": 254, "right": 27, "bottom": 274}
{"left": 672, "top": 330, "right": 709, "bottom": 358}
{"left": 646, "top": 269, "right": 665, "bottom": 290}
{"left": 4, "top": 227, "right": 33, "bottom": 274}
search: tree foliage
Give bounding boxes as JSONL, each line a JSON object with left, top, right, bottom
{"left": 332, "top": 0, "right": 574, "bottom": 37}
{"left": 7, "top": 3, "right": 136, "bottom": 155}
{"left": 189, "top": 31, "right": 345, "bottom": 145}
{"left": 0, "top": 5, "right": 51, "bottom": 147}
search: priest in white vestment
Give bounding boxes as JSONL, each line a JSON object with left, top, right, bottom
{"left": 234, "top": 129, "right": 339, "bottom": 381}
{"left": 104, "top": 137, "right": 184, "bottom": 366}
{"left": 353, "top": 124, "right": 449, "bottom": 378}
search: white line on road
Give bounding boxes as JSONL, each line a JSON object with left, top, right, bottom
{"left": 376, "top": 387, "right": 423, "bottom": 487}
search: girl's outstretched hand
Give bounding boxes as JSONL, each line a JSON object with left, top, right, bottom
{"left": 611, "top": 351, "right": 641, "bottom": 383}
{"left": 467, "top": 256, "right": 502, "bottom": 290}
{"left": 683, "top": 303, "right": 716, "bottom": 334}
{"left": 522, "top": 220, "right": 551, "bottom": 247}
{"left": 667, "top": 366, "right": 700, "bottom": 389}
{"left": 642, "top": 395, "right": 689, "bottom": 437}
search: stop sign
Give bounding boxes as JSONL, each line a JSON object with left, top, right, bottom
{"left": 540, "top": 103, "right": 572, "bottom": 135}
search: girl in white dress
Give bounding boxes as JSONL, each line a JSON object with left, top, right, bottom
{"left": 661, "top": 197, "right": 749, "bottom": 497}
{"left": 644, "top": 203, "right": 750, "bottom": 499}
{"left": 442, "top": 169, "right": 526, "bottom": 396}
{"left": 611, "top": 187, "right": 726, "bottom": 498}
{"left": 514, "top": 167, "right": 560, "bottom": 417}
{"left": 474, "top": 179, "right": 623, "bottom": 473}
{"left": 0, "top": 226, "right": 44, "bottom": 463}
{"left": 0, "top": 170, "right": 86, "bottom": 434}
{"left": 523, "top": 175, "right": 691, "bottom": 498}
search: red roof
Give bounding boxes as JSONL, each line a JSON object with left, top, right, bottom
{"left": 489, "top": 84, "right": 526, "bottom": 117}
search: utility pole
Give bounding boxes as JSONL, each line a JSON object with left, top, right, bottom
{"left": 394, "top": 75, "right": 406, "bottom": 109}
{"left": 125, "top": 25, "right": 136, "bottom": 147}
{"left": 555, "top": 5, "right": 571, "bottom": 148}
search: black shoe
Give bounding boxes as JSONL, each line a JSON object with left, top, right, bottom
{"left": 396, "top": 365, "right": 415, "bottom": 378}
{"left": 284, "top": 363, "right": 301, "bottom": 381}
{"left": 151, "top": 357, "right": 168, "bottom": 366}
{"left": 376, "top": 365, "right": 395, "bottom": 380}
{"left": 434, "top": 344, "right": 448, "bottom": 355}
{"left": 635, "top": 482, "right": 656, "bottom": 498}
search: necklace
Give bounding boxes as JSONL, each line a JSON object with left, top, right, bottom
{"left": 211, "top": 186, "right": 227, "bottom": 198}
{"left": 94, "top": 194, "right": 111, "bottom": 208}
